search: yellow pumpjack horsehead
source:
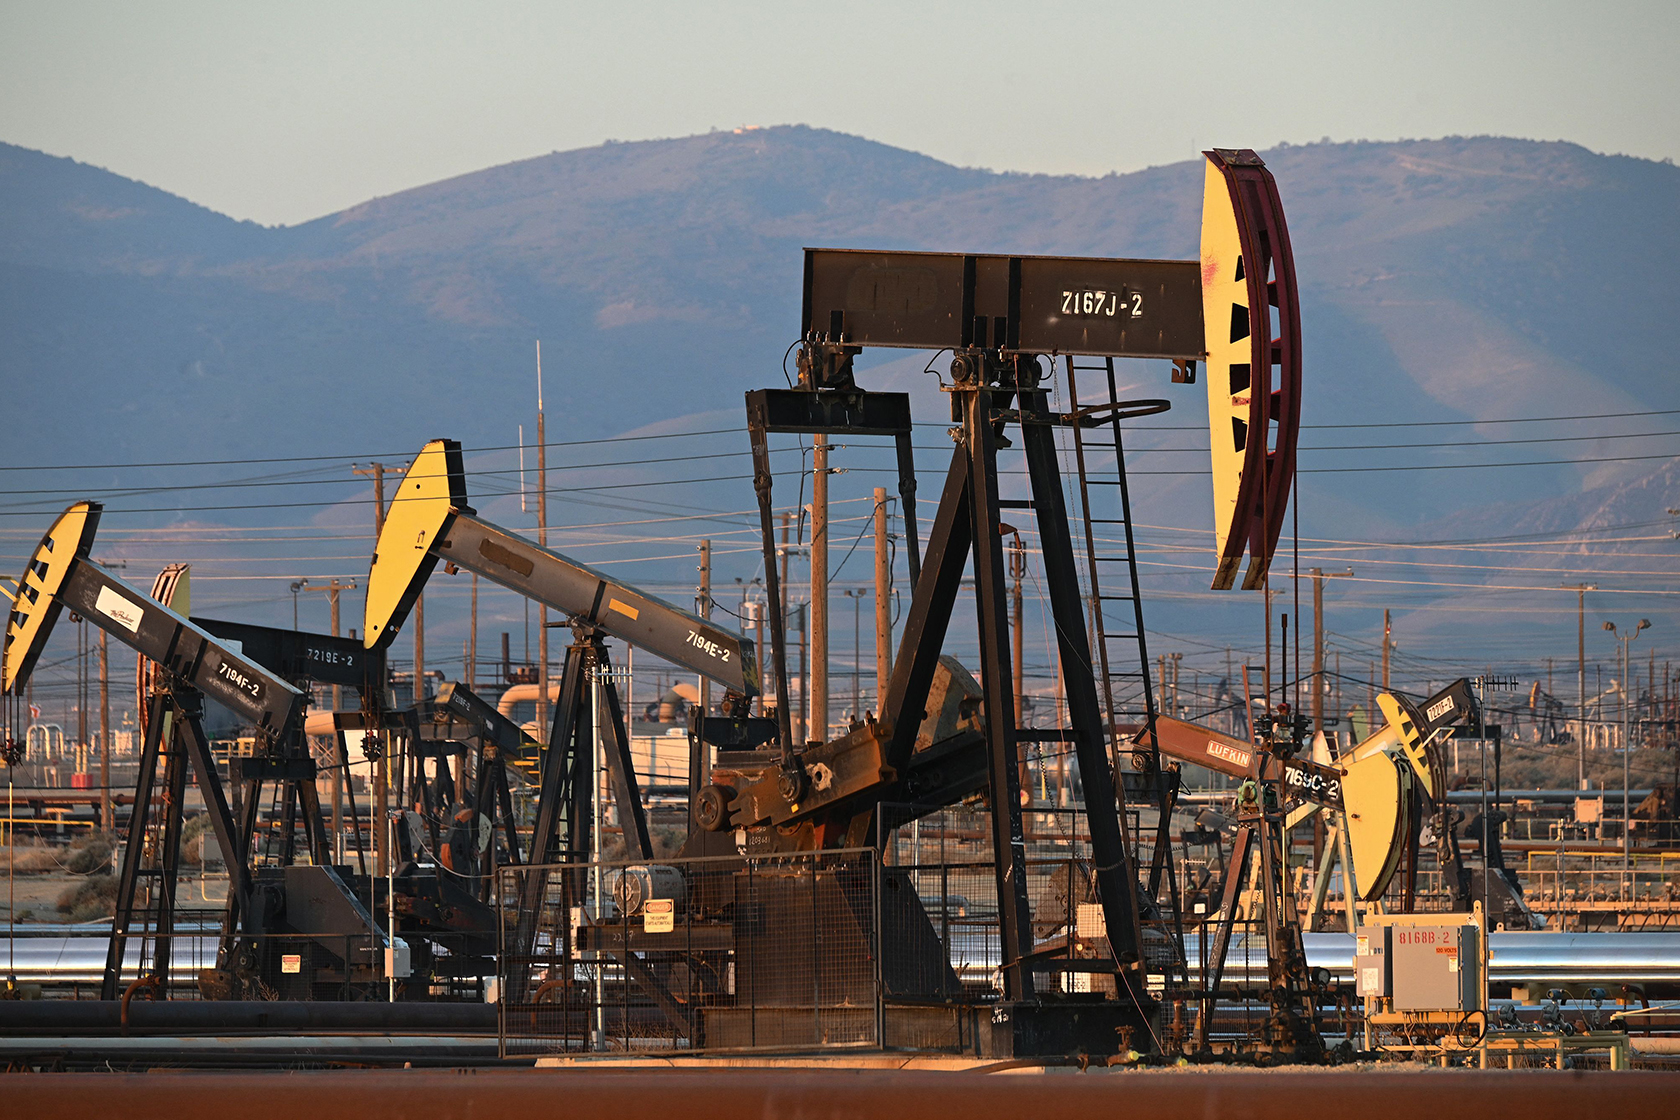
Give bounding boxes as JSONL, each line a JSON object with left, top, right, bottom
{"left": 1200, "top": 150, "right": 1303, "bottom": 591}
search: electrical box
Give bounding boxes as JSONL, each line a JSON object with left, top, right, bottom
{"left": 384, "top": 937, "right": 412, "bottom": 980}
{"left": 1390, "top": 923, "right": 1480, "bottom": 1012}
{"left": 1354, "top": 927, "right": 1390, "bottom": 998}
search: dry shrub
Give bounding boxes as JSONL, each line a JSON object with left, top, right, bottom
{"left": 56, "top": 873, "right": 117, "bottom": 921}
{"left": 1, "top": 842, "right": 60, "bottom": 875}
{"left": 65, "top": 833, "right": 114, "bottom": 874}
{"left": 181, "top": 815, "right": 211, "bottom": 864}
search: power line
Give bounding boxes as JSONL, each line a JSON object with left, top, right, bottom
{"left": 1103, "top": 407, "right": 1680, "bottom": 432}
{"left": 994, "top": 428, "right": 1680, "bottom": 454}
{"left": 8, "top": 408, "right": 1676, "bottom": 474}
{"left": 0, "top": 427, "right": 745, "bottom": 473}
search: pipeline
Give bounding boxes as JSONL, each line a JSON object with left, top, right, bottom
{"left": 10, "top": 930, "right": 1680, "bottom": 989}
{"left": 0, "top": 1000, "right": 498, "bottom": 1036}
{"left": 1190, "top": 932, "right": 1680, "bottom": 987}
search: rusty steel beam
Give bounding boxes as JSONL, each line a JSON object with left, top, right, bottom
{"left": 6, "top": 1069, "right": 1671, "bottom": 1118}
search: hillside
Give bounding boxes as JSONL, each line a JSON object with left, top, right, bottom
{"left": 1, "top": 127, "right": 1676, "bottom": 677}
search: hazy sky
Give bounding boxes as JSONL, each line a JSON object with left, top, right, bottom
{"left": 4, "top": 1, "right": 1677, "bottom": 227}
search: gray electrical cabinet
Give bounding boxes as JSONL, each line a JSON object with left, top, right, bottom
{"left": 1389, "top": 924, "right": 1481, "bottom": 1012}
{"left": 1354, "top": 927, "right": 1390, "bottom": 998}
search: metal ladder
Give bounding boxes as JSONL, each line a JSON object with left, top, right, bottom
{"left": 1065, "top": 357, "right": 1189, "bottom": 998}
{"left": 1065, "top": 356, "right": 1159, "bottom": 749}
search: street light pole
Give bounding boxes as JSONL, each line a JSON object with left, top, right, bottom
{"left": 289, "top": 579, "right": 308, "bottom": 630}
{"left": 841, "top": 588, "right": 865, "bottom": 722}
{"left": 1603, "top": 618, "right": 1651, "bottom": 892}
{"left": 1309, "top": 568, "right": 1354, "bottom": 739}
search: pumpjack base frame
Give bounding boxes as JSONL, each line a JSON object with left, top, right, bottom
{"left": 982, "top": 999, "right": 1158, "bottom": 1059}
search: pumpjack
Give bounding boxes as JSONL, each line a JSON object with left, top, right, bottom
{"left": 357, "top": 148, "right": 1305, "bottom": 1054}
{"left": 1146, "top": 676, "right": 1521, "bottom": 1053}
{"left": 0, "top": 513, "right": 539, "bottom": 999}
{"left": 359, "top": 439, "right": 767, "bottom": 998}
{"left": 0, "top": 503, "right": 405, "bottom": 999}
{"left": 692, "top": 150, "right": 1300, "bottom": 1053}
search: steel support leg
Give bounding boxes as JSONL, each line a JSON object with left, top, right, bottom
{"left": 512, "top": 640, "right": 591, "bottom": 990}
{"left": 152, "top": 728, "right": 190, "bottom": 988}
{"left": 881, "top": 448, "right": 973, "bottom": 767}
{"left": 893, "top": 429, "right": 922, "bottom": 591}
{"left": 1197, "top": 823, "right": 1255, "bottom": 1051}
{"left": 495, "top": 761, "right": 522, "bottom": 866}
{"left": 336, "top": 730, "right": 368, "bottom": 877}
{"left": 178, "top": 709, "right": 255, "bottom": 965}
{"left": 746, "top": 407, "right": 796, "bottom": 766}
{"left": 296, "top": 777, "right": 333, "bottom": 869}
{"left": 103, "top": 692, "right": 168, "bottom": 1000}
{"left": 594, "top": 642, "right": 652, "bottom": 861}
{"left": 1021, "top": 400, "right": 1147, "bottom": 979}
{"left": 964, "top": 384, "right": 1034, "bottom": 1001}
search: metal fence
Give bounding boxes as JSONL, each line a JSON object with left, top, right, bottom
{"left": 496, "top": 808, "right": 1200, "bottom": 1056}
{"left": 882, "top": 805, "right": 1189, "bottom": 1005}
{"left": 497, "top": 849, "right": 893, "bottom": 1055}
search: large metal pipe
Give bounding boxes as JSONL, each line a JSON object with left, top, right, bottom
{"left": 1178, "top": 789, "right": 1655, "bottom": 804}
{"left": 5, "top": 1069, "right": 1671, "bottom": 1116}
{"left": 1195, "top": 932, "right": 1680, "bottom": 986}
{"left": 935, "top": 929, "right": 1680, "bottom": 989}
{"left": 0, "top": 1000, "right": 497, "bottom": 1036}
{"left": 0, "top": 1034, "right": 505, "bottom": 1067}
{"left": 11, "top": 929, "right": 1680, "bottom": 989}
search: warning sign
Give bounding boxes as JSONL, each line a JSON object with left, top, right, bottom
{"left": 643, "top": 897, "right": 675, "bottom": 934}
{"left": 280, "top": 954, "right": 302, "bottom": 975}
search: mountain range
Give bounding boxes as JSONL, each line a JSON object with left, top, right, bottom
{"left": 2, "top": 125, "right": 1676, "bottom": 681}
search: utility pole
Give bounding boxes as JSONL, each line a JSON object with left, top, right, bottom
{"left": 749, "top": 600, "right": 765, "bottom": 715}
{"left": 98, "top": 629, "right": 111, "bottom": 832}
{"left": 810, "top": 435, "right": 830, "bottom": 744}
{"left": 1334, "top": 649, "right": 1341, "bottom": 721}
{"left": 778, "top": 511, "right": 792, "bottom": 651}
{"left": 414, "top": 595, "right": 425, "bottom": 703}
{"left": 696, "top": 540, "right": 712, "bottom": 721}
{"left": 302, "top": 579, "right": 357, "bottom": 845}
{"left": 536, "top": 341, "right": 550, "bottom": 739}
{"left": 1158, "top": 655, "right": 1167, "bottom": 714}
{"left": 1648, "top": 648, "right": 1656, "bottom": 750}
{"left": 691, "top": 540, "right": 713, "bottom": 818}
{"left": 1604, "top": 618, "right": 1652, "bottom": 890}
{"left": 1170, "top": 653, "right": 1183, "bottom": 719}
{"left": 796, "top": 601, "right": 808, "bottom": 744}
{"left": 77, "top": 618, "right": 87, "bottom": 778}
{"left": 1563, "top": 583, "right": 1597, "bottom": 788}
{"left": 352, "top": 459, "right": 403, "bottom": 877}
{"left": 844, "top": 588, "right": 864, "bottom": 722}
{"left": 1309, "top": 568, "right": 1353, "bottom": 738}
{"left": 1381, "top": 609, "right": 1392, "bottom": 692}
{"left": 780, "top": 511, "right": 798, "bottom": 731}
{"left": 875, "top": 490, "right": 893, "bottom": 715}
{"left": 468, "top": 572, "right": 478, "bottom": 690}
{"left": 352, "top": 462, "right": 391, "bottom": 535}
{"left": 1225, "top": 645, "right": 1235, "bottom": 737}
{"left": 300, "top": 580, "right": 357, "bottom": 700}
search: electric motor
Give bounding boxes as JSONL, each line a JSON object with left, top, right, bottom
{"left": 611, "top": 864, "right": 687, "bottom": 916}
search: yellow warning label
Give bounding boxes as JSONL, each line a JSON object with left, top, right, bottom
{"left": 608, "top": 598, "right": 640, "bottom": 621}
